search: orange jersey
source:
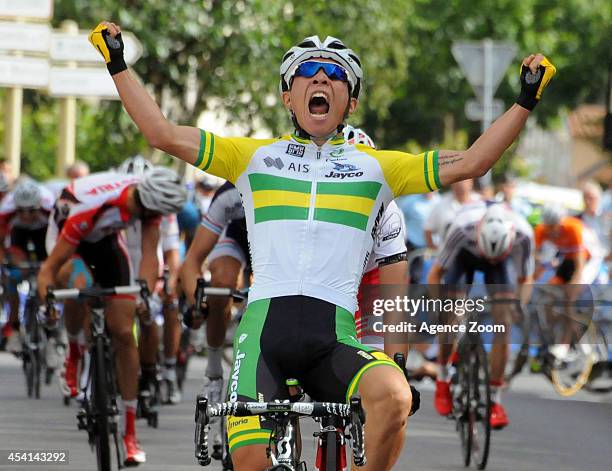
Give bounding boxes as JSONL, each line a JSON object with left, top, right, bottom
{"left": 535, "top": 216, "right": 589, "bottom": 259}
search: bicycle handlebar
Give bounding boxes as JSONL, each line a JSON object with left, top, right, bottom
{"left": 203, "top": 399, "right": 352, "bottom": 419}
{"left": 46, "top": 285, "right": 144, "bottom": 301}
{"left": 194, "top": 394, "right": 366, "bottom": 467}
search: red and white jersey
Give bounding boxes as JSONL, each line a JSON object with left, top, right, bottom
{"left": 355, "top": 200, "right": 407, "bottom": 342}
{"left": 364, "top": 200, "right": 406, "bottom": 274}
{"left": 0, "top": 183, "right": 55, "bottom": 232}
{"left": 46, "top": 172, "right": 159, "bottom": 252}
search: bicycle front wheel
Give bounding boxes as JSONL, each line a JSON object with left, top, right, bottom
{"left": 92, "top": 337, "right": 111, "bottom": 471}
{"left": 470, "top": 342, "right": 491, "bottom": 470}
{"left": 550, "top": 326, "right": 596, "bottom": 397}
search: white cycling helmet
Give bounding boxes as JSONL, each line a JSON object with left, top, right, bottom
{"left": 137, "top": 167, "right": 187, "bottom": 215}
{"left": 280, "top": 36, "right": 363, "bottom": 99}
{"left": 476, "top": 204, "right": 516, "bottom": 260}
{"left": 342, "top": 125, "right": 376, "bottom": 148}
{"left": 540, "top": 203, "right": 566, "bottom": 226}
{"left": 118, "top": 154, "right": 153, "bottom": 177}
{"left": 14, "top": 180, "right": 42, "bottom": 209}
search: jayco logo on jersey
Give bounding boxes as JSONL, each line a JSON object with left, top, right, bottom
{"left": 288, "top": 162, "right": 309, "bottom": 173}
{"left": 263, "top": 156, "right": 284, "bottom": 170}
{"left": 229, "top": 350, "right": 246, "bottom": 402}
{"left": 286, "top": 144, "right": 305, "bottom": 157}
{"left": 324, "top": 162, "right": 363, "bottom": 179}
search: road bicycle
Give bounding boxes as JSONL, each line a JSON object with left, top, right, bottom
{"left": 195, "top": 388, "right": 366, "bottom": 471}
{"left": 46, "top": 283, "right": 148, "bottom": 471}
{"left": 448, "top": 309, "right": 491, "bottom": 470}
{"left": 505, "top": 285, "right": 611, "bottom": 396}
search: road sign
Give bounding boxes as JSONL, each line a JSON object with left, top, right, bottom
{"left": 0, "top": 54, "right": 49, "bottom": 88}
{"left": 451, "top": 40, "right": 516, "bottom": 101}
{"left": 48, "top": 66, "right": 119, "bottom": 99}
{"left": 0, "top": 0, "right": 53, "bottom": 20}
{"left": 0, "top": 21, "right": 51, "bottom": 54}
{"left": 50, "top": 31, "right": 143, "bottom": 65}
{"left": 465, "top": 99, "right": 504, "bottom": 121}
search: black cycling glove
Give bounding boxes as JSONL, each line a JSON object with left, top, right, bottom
{"left": 516, "top": 56, "right": 556, "bottom": 111}
{"left": 88, "top": 23, "right": 127, "bottom": 76}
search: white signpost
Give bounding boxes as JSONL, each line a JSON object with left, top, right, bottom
{"left": 0, "top": 21, "right": 51, "bottom": 53}
{"left": 0, "top": 0, "right": 53, "bottom": 20}
{"left": 0, "top": 54, "right": 49, "bottom": 88}
{"left": 465, "top": 99, "right": 504, "bottom": 122}
{"left": 0, "top": 8, "right": 142, "bottom": 177}
{"left": 49, "top": 66, "right": 120, "bottom": 99}
{"left": 451, "top": 39, "right": 516, "bottom": 130}
{"left": 50, "top": 31, "right": 142, "bottom": 65}
{"left": 452, "top": 39, "right": 516, "bottom": 185}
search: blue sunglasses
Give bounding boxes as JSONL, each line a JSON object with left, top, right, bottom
{"left": 291, "top": 61, "right": 349, "bottom": 83}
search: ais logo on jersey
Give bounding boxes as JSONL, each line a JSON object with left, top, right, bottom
{"left": 286, "top": 144, "right": 305, "bottom": 157}
{"left": 324, "top": 162, "right": 363, "bottom": 179}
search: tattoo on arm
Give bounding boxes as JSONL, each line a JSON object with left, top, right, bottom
{"left": 438, "top": 153, "right": 464, "bottom": 167}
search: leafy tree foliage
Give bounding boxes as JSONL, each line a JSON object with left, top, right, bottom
{"left": 0, "top": 0, "right": 608, "bottom": 178}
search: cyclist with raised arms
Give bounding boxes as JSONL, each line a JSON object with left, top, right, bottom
{"left": 0, "top": 179, "right": 54, "bottom": 354}
{"left": 427, "top": 202, "right": 535, "bottom": 429}
{"left": 38, "top": 168, "right": 186, "bottom": 466}
{"left": 90, "top": 22, "right": 554, "bottom": 470}
{"left": 119, "top": 155, "right": 184, "bottom": 404}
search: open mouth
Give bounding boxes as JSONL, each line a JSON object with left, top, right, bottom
{"left": 308, "top": 92, "right": 330, "bottom": 117}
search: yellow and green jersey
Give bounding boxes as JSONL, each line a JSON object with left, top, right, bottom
{"left": 194, "top": 130, "right": 440, "bottom": 313}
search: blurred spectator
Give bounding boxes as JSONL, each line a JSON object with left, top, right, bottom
{"left": 424, "top": 179, "right": 481, "bottom": 249}
{"left": 66, "top": 160, "right": 90, "bottom": 180}
{"left": 579, "top": 180, "right": 610, "bottom": 258}
{"left": 496, "top": 174, "right": 532, "bottom": 218}
{"left": 0, "top": 159, "right": 15, "bottom": 186}
{"left": 396, "top": 192, "right": 439, "bottom": 282}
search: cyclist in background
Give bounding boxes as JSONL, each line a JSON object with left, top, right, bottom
{"left": 0, "top": 179, "right": 54, "bottom": 354}
{"left": 424, "top": 179, "right": 481, "bottom": 249}
{"left": 91, "top": 21, "right": 555, "bottom": 470}
{"left": 428, "top": 202, "right": 534, "bottom": 429}
{"left": 119, "top": 155, "right": 184, "bottom": 404}
{"left": 535, "top": 204, "right": 604, "bottom": 287}
{"left": 38, "top": 168, "right": 186, "bottom": 466}
{"left": 180, "top": 179, "right": 248, "bottom": 405}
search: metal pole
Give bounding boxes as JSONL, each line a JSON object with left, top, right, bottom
{"left": 3, "top": 85, "right": 23, "bottom": 179}
{"left": 479, "top": 38, "right": 493, "bottom": 189}
{"left": 56, "top": 20, "right": 78, "bottom": 178}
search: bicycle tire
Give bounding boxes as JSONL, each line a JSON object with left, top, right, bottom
{"left": 550, "top": 348, "right": 594, "bottom": 396}
{"left": 324, "top": 429, "right": 338, "bottom": 471}
{"left": 24, "top": 353, "right": 34, "bottom": 398}
{"left": 454, "top": 346, "right": 472, "bottom": 467}
{"left": 92, "top": 336, "right": 111, "bottom": 471}
{"left": 33, "top": 349, "right": 42, "bottom": 399}
{"left": 471, "top": 342, "right": 491, "bottom": 470}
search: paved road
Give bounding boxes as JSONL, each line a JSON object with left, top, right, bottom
{"left": 0, "top": 352, "right": 611, "bottom": 470}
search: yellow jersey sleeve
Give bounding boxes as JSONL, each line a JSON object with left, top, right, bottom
{"left": 193, "top": 130, "right": 277, "bottom": 184}
{"left": 362, "top": 147, "right": 441, "bottom": 197}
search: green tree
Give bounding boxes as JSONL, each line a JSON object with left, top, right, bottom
{"left": 2, "top": 0, "right": 609, "bottom": 178}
